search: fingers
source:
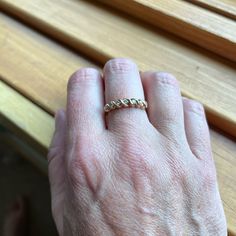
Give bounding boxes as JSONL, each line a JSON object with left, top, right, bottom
{"left": 183, "top": 98, "right": 212, "bottom": 161}
{"left": 67, "top": 68, "right": 105, "bottom": 137}
{"left": 141, "top": 72, "right": 186, "bottom": 140}
{"left": 48, "top": 110, "right": 66, "bottom": 235}
{"left": 103, "top": 58, "right": 148, "bottom": 130}
{"left": 48, "top": 109, "right": 66, "bottom": 194}
{"left": 49, "top": 109, "right": 66, "bottom": 153}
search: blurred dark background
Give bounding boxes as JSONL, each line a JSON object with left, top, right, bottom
{"left": 0, "top": 126, "right": 58, "bottom": 236}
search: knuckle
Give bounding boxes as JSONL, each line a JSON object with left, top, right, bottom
{"left": 111, "top": 110, "right": 148, "bottom": 130}
{"left": 47, "top": 149, "right": 55, "bottom": 163}
{"left": 151, "top": 72, "right": 178, "bottom": 86}
{"left": 192, "top": 142, "right": 211, "bottom": 161}
{"left": 104, "top": 58, "right": 136, "bottom": 74}
{"left": 121, "top": 137, "right": 154, "bottom": 173}
{"left": 183, "top": 98, "right": 204, "bottom": 116}
{"left": 67, "top": 158, "right": 85, "bottom": 189}
{"left": 67, "top": 68, "right": 99, "bottom": 89}
{"left": 47, "top": 146, "right": 60, "bottom": 164}
{"left": 66, "top": 139, "right": 103, "bottom": 192}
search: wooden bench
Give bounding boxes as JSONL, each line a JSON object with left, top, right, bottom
{"left": 0, "top": 0, "right": 235, "bottom": 234}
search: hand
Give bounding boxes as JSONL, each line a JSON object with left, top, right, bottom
{"left": 48, "top": 58, "right": 227, "bottom": 235}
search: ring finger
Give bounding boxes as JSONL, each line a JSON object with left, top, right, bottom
{"left": 103, "top": 58, "right": 148, "bottom": 130}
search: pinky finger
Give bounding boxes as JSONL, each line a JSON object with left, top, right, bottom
{"left": 183, "top": 98, "right": 212, "bottom": 162}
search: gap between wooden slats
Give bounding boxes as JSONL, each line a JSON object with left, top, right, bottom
{"left": 186, "top": 0, "right": 236, "bottom": 21}
{"left": 97, "top": 0, "right": 236, "bottom": 62}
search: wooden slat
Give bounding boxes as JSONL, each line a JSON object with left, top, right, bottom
{"left": 1, "top": 60, "right": 236, "bottom": 235}
{"left": 0, "top": 80, "right": 53, "bottom": 152}
{"left": 0, "top": 2, "right": 236, "bottom": 138}
{"left": 187, "top": 0, "right": 236, "bottom": 20}
{"left": 210, "top": 131, "right": 236, "bottom": 236}
{"left": 97, "top": 0, "right": 236, "bottom": 62}
{"left": 0, "top": 13, "right": 99, "bottom": 114}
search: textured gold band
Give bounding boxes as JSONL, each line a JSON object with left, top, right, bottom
{"left": 104, "top": 98, "right": 148, "bottom": 113}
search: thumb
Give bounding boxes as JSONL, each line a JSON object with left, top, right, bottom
{"left": 48, "top": 109, "right": 66, "bottom": 235}
{"left": 49, "top": 109, "right": 66, "bottom": 152}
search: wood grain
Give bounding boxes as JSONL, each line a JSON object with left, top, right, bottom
{"left": 187, "top": 0, "right": 236, "bottom": 20}
{"left": 96, "top": 0, "right": 236, "bottom": 62}
{"left": 1, "top": 72, "right": 236, "bottom": 235}
{"left": 210, "top": 131, "right": 236, "bottom": 235}
{"left": 0, "top": 80, "right": 53, "bottom": 152}
{"left": 0, "top": 13, "right": 98, "bottom": 114}
{"left": 0, "top": 1, "right": 236, "bottom": 137}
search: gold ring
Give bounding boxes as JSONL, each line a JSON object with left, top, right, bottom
{"left": 104, "top": 98, "right": 148, "bottom": 113}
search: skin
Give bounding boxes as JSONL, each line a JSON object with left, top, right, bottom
{"left": 48, "top": 58, "right": 227, "bottom": 236}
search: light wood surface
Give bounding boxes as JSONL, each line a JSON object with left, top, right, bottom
{"left": 0, "top": 2, "right": 236, "bottom": 137}
{"left": 0, "top": 80, "right": 53, "bottom": 151}
{"left": 187, "top": 0, "right": 236, "bottom": 20}
{"left": 0, "top": 13, "right": 98, "bottom": 114}
{"left": 1, "top": 76, "right": 236, "bottom": 234}
{"left": 96, "top": 0, "right": 236, "bottom": 62}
